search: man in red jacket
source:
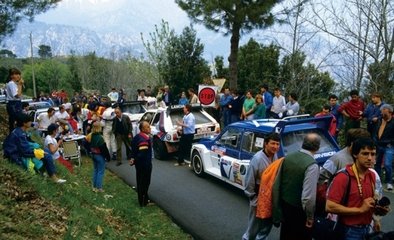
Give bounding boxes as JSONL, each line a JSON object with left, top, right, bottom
{"left": 338, "top": 89, "right": 365, "bottom": 135}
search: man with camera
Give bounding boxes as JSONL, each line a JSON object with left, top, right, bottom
{"left": 326, "top": 138, "right": 390, "bottom": 239}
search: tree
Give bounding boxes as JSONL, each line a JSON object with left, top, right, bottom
{"left": 0, "top": 0, "right": 60, "bottom": 42}
{"left": 176, "top": 0, "right": 281, "bottom": 89}
{"left": 237, "top": 39, "right": 280, "bottom": 92}
{"left": 38, "top": 44, "right": 52, "bottom": 59}
{"left": 142, "top": 21, "right": 210, "bottom": 97}
{"left": 309, "top": 0, "right": 394, "bottom": 94}
{"left": 22, "top": 60, "right": 72, "bottom": 95}
{"left": 0, "top": 49, "right": 17, "bottom": 58}
{"left": 163, "top": 26, "right": 211, "bottom": 97}
{"left": 67, "top": 52, "right": 82, "bottom": 92}
{"left": 141, "top": 20, "right": 176, "bottom": 85}
{"left": 279, "top": 51, "right": 335, "bottom": 113}
{"left": 79, "top": 52, "right": 112, "bottom": 95}
{"left": 213, "top": 56, "right": 229, "bottom": 79}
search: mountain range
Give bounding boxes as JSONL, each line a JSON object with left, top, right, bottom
{"left": 1, "top": 0, "right": 231, "bottom": 60}
{"left": 1, "top": 21, "right": 143, "bottom": 58}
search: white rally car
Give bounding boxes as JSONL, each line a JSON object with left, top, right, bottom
{"left": 139, "top": 104, "right": 220, "bottom": 160}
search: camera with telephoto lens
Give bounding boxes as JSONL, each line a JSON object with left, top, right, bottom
{"left": 375, "top": 196, "right": 390, "bottom": 216}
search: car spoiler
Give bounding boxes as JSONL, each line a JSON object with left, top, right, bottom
{"left": 272, "top": 114, "right": 333, "bottom": 135}
{"left": 167, "top": 103, "right": 202, "bottom": 111}
{"left": 112, "top": 100, "right": 147, "bottom": 108}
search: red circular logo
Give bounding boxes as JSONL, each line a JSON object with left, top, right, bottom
{"left": 198, "top": 87, "right": 216, "bottom": 105}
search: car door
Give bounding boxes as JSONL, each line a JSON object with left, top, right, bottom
{"left": 236, "top": 131, "right": 267, "bottom": 186}
{"left": 210, "top": 127, "right": 242, "bottom": 184}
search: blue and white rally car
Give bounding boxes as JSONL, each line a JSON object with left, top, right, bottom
{"left": 189, "top": 115, "right": 340, "bottom": 189}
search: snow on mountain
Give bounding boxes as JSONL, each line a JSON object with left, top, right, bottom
{"left": 1, "top": 21, "right": 142, "bottom": 58}
{"left": 1, "top": 0, "right": 230, "bottom": 60}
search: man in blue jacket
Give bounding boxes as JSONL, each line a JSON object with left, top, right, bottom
{"left": 260, "top": 84, "right": 273, "bottom": 118}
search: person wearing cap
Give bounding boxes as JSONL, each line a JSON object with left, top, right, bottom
{"left": 45, "top": 123, "right": 73, "bottom": 174}
{"left": 373, "top": 103, "right": 394, "bottom": 191}
{"left": 3, "top": 114, "right": 66, "bottom": 183}
{"left": 5, "top": 68, "right": 24, "bottom": 133}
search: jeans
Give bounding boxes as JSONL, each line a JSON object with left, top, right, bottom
{"left": 242, "top": 200, "right": 272, "bottom": 240}
{"left": 42, "top": 149, "right": 56, "bottom": 177}
{"left": 222, "top": 108, "right": 231, "bottom": 127}
{"left": 6, "top": 100, "right": 22, "bottom": 133}
{"left": 92, "top": 153, "right": 106, "bottom": 189}
{"left": 344, "top": 225, "right": 369, "bottom": 240}
{"left": 375, "top": 145, "right": 394, "bottom": 184}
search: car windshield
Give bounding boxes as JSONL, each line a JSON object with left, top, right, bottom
{"left": 123, "top": 103, "right": 146, "bottom": 114}
{"left": 282, "top": 129, "right": 336, "bottom": 155}
{"left": 29, "top": 102, "right": 51, "bottom": 110}
{"left": 170, "top": 109, "right": 212, "bottom": 125}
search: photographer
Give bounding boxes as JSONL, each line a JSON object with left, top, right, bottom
{"left": 326, "top": 138, "right": 390, "bottom": 239}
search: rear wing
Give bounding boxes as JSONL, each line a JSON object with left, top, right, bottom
{"left": 168, "top": 103, "right": 202, "bottom": 111}
{"left": 273, "top": 114, "right": 333, "bottom": 135}
{"left": 112, "top": 100, "right": 147, "bottom": 107}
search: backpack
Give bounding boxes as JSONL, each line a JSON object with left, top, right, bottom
{"left": 315, "top": 169, "right": 350, "bottom": 217}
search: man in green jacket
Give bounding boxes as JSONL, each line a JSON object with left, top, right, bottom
{"left": 279, "top": 133, "right": 320, "bottom": 240}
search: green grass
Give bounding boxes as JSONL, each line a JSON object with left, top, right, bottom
{"left": 0, "top": 157, "right": 191, "bottom": 240}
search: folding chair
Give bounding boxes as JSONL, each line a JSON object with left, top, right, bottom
{"left": 62, "top": 140, "right": 81, "bottom": 167}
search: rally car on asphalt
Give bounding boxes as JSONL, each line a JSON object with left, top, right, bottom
{"left": 189, "top": 115, "right": 340, "bottom": 190}
{"left": 139, "top": 104, "right": 220, "bottom": 160}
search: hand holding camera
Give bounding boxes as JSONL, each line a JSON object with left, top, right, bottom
{"left": 374, "top": 196, "right": 391, "bottom": 216}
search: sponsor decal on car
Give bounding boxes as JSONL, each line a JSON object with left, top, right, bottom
{"left": 314, "top": 151, "right": 336, "bottom": 159}
{"left": 232, "top": 162, "right": 243, "bottom": 185}
{"left": 211, "top": 145, "right": 226, "bottom": 156}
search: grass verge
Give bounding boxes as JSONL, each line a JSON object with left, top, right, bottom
{"left": 0, "top": 157, "right": 191, "bottom": 240}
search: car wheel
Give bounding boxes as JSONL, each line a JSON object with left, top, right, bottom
{"left": 192, "top": 150, "right": 205, "bottom": 177}
{"left": 153, "top": 137, "right": 168, "bottom": 160}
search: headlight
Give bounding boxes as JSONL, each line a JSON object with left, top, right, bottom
{"left": 240, "top": 165, "right": 246, "bottom": 175}
{"left": 165, "top": 134, "right": 172, "bottom": 140}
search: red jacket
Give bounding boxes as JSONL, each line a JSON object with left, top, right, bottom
{"left": 338, "top": 100, "right": 365, "bottom": 120}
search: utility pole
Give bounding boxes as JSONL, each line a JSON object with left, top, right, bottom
{"left": 30, "top": 32, "right": 37, "bottom": 98}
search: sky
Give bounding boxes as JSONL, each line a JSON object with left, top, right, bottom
{"left": 34, "top": 0, "right": 232, "bottom": 61}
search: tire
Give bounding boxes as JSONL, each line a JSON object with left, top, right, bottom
{"left": 153, "top": 137, "right": 168, "bottom": 160}
{"left": 191, "top": 150, "right": 205, "bottom": 177}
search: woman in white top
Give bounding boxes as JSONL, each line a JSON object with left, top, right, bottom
{"left": 45, "top": 123, "right": 73, "bottom": 174}
{"left": 44, "top": 123, "right": 67, "bottom": 182}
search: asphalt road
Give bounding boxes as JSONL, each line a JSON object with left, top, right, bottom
{"left": 107, "top": 158, "right": 394, "bottom": 240}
